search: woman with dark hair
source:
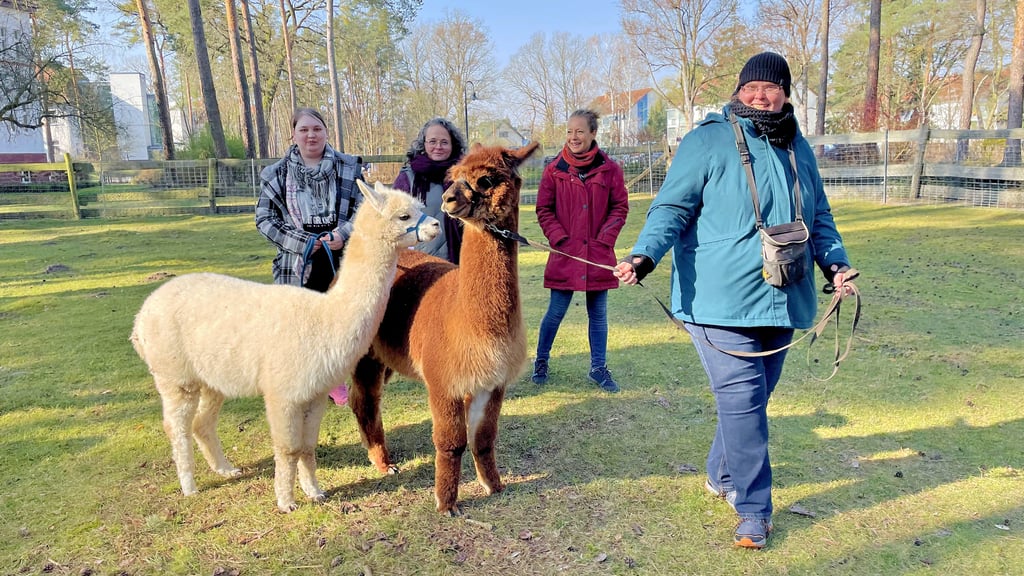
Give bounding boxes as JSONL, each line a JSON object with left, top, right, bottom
{"left": 392, "top": 117, "right": 467, "bottom": 263}
{"left": 256, "top": 107, "right": 364, "bottom": 292}
{"left": 531, "top": 108, "right": 629, "bottom": 393}
{"left": 256, "top": 107, "right": 364, "bottom": 406}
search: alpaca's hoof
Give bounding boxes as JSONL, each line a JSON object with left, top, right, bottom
{"left": 386, "top": 465, "right": 400, "bottom": 475}
{"left": 179, "top": 478, "right": 198, "bottom": 496}
{"left": 218, "top": 467, "right": 242, "bottom": 478}
{"left": 277, "top": 500, "right": 299, "bottom": 513}
{"left": 440, "top": 505, "right": 463, "bottom": 517}
{"left": 481, "top": 480, "right": 505, "bottom": 495}
{"left": 309, "top": 491, "right": 327, "bottom": 504}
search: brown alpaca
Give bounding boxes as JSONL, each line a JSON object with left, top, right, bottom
{"left": 348, "top": 142, "right": 539, "bottom": 515}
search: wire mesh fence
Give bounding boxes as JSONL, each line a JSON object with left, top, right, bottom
{"left": 1, "top": 130, "right": 1021, "bottom": 220}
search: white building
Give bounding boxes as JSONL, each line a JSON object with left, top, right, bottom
{"left": 0, "top": 0, "right": 47, "bottom": 164}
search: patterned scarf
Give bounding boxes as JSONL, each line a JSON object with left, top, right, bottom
{"left": 285, "top": 143, "right": 337, "bottom": 230}
{"left": 408, "top": 153, "right": 459, "bottom": 204}
{"left": 729, "top": 98, "right": 798, "bottom": 148}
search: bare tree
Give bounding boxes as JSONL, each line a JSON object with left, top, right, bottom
{"left": 863, "top": 0, "right": 881, "bottom": 131}
{"left": 279, "top": 0, "right": 297, "bottom": 112}
{"left": 756, "top": 0, "right": 825, "bottom": 130}
{"left": 620, "top": 0, "right": 739, "bottom": 133}
{"left": 398, "top": 10, "right": 497, "bottom": 142}
{"left": 135, "top": 0, "right": 175, "bottom": 159}
{"left": 326, "top": 0, "right": 344, "bottom": 151}
{"left": 239, "top": 0, "right": 269, "bottom": 157}
{"left": 957, "top": 0, "right": 987, "bottom": 162}
{"left": 1006, "top": 0, "right": 1024, "bottom": 164}
{"left": 185, "top": 0, "right": 229, "bottom": 157}
{"left": 224, "top": 0, "right": 255, "bottom": 158}
{"left": 816, "top": 0, "right": 829, "bottom": 136}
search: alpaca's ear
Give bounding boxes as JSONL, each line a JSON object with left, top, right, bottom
{"left": 509, "top": 142, "right": 540, "bottom": 165}
{"left": 357, "top": 179, "right": 384, "bottom": 211}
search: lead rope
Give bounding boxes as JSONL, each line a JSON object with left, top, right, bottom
{"left": 487, "top": 223, "right": 861, "bottom": 381}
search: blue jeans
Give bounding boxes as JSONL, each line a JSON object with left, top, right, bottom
{"left": 685, "top": 323, "right": 794, "bottom": 520}
{"left": 536, "top": 289, "right": 608, "bottom": 369}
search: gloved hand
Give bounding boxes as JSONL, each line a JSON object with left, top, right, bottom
{"left": 615, "top": 254, "right": 655, "bottom": 284}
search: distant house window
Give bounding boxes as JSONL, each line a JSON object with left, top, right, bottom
{"left": 499, "top": 131, "right": 509, "bottom": 138}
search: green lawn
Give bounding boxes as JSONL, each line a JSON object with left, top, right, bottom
{"left": 1, "top": 199, "right": 1022, "bottom": 575}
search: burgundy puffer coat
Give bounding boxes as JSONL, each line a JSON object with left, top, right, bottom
{"left": 536, "top": 150, "right": 629, "bottom": 291}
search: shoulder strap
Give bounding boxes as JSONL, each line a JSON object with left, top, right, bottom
{"left": 728, "top": 113, "right": 803, "bottom": 227}
{"left": 729, "top": 113, "right": 765, "bottom": 229}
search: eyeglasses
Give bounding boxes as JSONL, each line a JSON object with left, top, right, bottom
{"left": 425, "top": 139, "right": 451, "bottom": 148}
{"left": 740, "top": 83, "right": 784, "bottom": 96}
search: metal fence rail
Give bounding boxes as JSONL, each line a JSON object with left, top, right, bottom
{"left": 1, "top": 130, "right": 1022, "bottom": 220}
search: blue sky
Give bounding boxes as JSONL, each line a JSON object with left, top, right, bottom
{"left": 414, "top": 0, "right": 625, "bottom": 68}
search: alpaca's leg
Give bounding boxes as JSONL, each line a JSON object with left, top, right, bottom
{"left": 296, "top": 395, "right": 327, "bottom": 503}
{"left": 264, "top": 397, "right": 302, "bottom": 512}
{"left": 428, "top": 390, "right": 468, "bottom": 516}
{"left": 157, "top": 378, "right": 201, "bottom": 496}
{"left": 466, "top": 386, "right": 506, "bottom": 496}
{"left": 350, "top": 355, "right": 398, "bottom": 474}
{"left": 192, "top": 387, "right": 241, "bottom": 478}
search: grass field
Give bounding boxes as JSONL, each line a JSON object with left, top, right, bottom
{"left": 1, "top": 199, "right": 1022, "bottom": 575}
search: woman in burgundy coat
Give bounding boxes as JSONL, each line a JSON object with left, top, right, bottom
{"left": 531, "top": 108, "right": 629, "bottom": 392}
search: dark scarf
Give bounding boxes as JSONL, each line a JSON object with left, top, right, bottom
{"left": 729, "top": 98, "right": 798, "bottom": 148}
{"left": 408, "top": 153, "right": 459, "bottom": 204}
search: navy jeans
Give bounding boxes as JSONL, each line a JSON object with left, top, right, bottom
{"left": 685, "top": 323, "right": 794, "bottom": 520}
{"left": 536, "top": 289, "right": 608, "bottom": 370}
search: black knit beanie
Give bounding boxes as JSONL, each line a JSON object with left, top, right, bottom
{"left": 737, "top": 52, "right": 792, "bottom": 97}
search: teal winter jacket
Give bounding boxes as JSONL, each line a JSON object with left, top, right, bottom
{"left": 629, "top": 105, "right": 850, "bottom": 329}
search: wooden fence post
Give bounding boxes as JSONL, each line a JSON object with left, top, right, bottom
{"left": 910, "top": 125, "right": 930, "bottom": 199}
{"left": 64, "top": 153, "right": 81, "bottom": 220}
{"left": 208, "top": 158, "right": 218, "bottom": 213}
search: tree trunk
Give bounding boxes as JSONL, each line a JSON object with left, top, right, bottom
{"left": 239, "top": 0, "right": 268, "bottom": 157}
{"left": 279, "top": 0, "right": 297, "bottom": 112}
{"left": 224, "top": 0, "right": 255, "bottom": 158}
{"left": 1005, "top": 0, "right": 1024, "bottom": 165}
{"left": 136, "top": 0, "right": 175, "bottom": 160}
{"left": 326, "top": 0, "right": 345, "bottom": 152}
{"left": 863, "top": 0, "right": 881, "bottom": 131}
{"left": 816, "top": 0, "right": 829, "bottom": 137}
{"left": 957, "top": 0, "right": 986, "bottom": 163}
{"left": 186, "top": 0, "right": 229, "bottom": 158}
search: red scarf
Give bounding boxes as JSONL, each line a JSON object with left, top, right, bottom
{"left": 559, "top": 141, "right": 599, "bottom": 169}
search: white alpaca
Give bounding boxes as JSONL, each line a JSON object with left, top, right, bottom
{"left": 130, "top": 180, "right": 439, "bottom": 512}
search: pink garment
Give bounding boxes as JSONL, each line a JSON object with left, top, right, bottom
{"left": 328, "top": 384, "right": 348, "bottom": 406}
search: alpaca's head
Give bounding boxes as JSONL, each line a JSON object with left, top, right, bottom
{"left": 354, "top": 180, "right": 440, "bottom": 249}
{"left": 442, "top": 142, "right": 540, "bottom": 231}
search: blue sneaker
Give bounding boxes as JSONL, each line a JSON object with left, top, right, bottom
{"left": 531, "top": 358, "right": 549, "bottom": 384}
{"left": 588, "top": 366, "right": 620, "bottom": 393}
{"left": 734, "top": 517, "right": 773, "bottom": 549}
{"left": 704, "top": 477, "right": 737, "bottom": 511}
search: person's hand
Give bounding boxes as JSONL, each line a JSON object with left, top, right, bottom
{"left": 313, "top": 231, "right": 346, "bottom": 252}
{"left": 614, "top": 261, "right": 638, "bottom": 285}
{"left": 828, "top": 264, "right": 857, "bottom": 296}
{"left": 614, "top": 255, "right": 653, "bottom": 285}
{"left": 321, "top": 229, "right": 346, "bottom": 250}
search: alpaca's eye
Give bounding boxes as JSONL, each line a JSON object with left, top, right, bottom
{"left": 398, "top": 213, "right": 411, "bottom": 221}
{"left": 477, "top": 176, "right": 496, "bottom": 190}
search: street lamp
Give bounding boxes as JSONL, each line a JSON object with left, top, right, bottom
{"left": 463, "top": 80, "right": 477, "bottom": 141}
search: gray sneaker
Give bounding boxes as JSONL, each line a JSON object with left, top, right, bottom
{"left": 588, "top": 366, "right": 619, "bottom": 393}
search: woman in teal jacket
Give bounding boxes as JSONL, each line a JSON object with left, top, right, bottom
{"left": 615, "top": 52, "right": 855, "bottom": 549}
